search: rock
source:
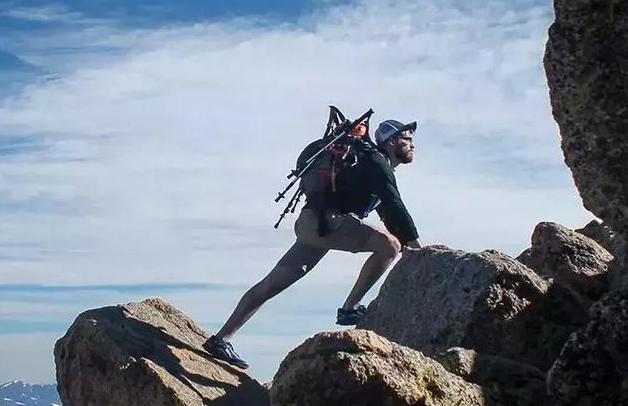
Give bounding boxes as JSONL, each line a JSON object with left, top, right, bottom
{"left": 576, "top": 220, "right": 628, "bottom": 290}
{"left": 54, "top": 298, "right": 269, "bottom": 406}
{"left": 547, "top": 289, "right": 628, "bottom": 406}
{"left": 576, "top": 220, "right": 617, "bottom": 252}
{"left": 521, "top": 222, "right": 613, "bottom": 300}
{"left": 435, "top": 347, "right": 547, "bottom": 406}
{"left": 610, "top": 236, "right": 628, "bottom": 289}
{"left": 270, "top": 329, "right": 484, "bottom": 406}
{"left": 358, "top": 245, "right": 588, "bottom": 370}
{"left": 515, "top": 247, "right": 533, "bottom": 265}
{"left": 544, "top": 0, "right": 628, "bottom": 236}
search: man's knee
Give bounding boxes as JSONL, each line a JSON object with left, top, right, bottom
{"left": 369, "top": 232, "right": 401, "bottom": 258}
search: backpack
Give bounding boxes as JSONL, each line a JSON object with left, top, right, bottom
{"left": 274, "top": 106, "right": 375, "bottom": 229}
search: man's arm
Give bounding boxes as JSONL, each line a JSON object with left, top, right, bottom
{"left": 370, "top": 153, "right": 419, "bottom": 245}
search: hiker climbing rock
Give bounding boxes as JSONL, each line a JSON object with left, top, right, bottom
{"left": 203, "top": 107, "right": 422, "bottom": 369}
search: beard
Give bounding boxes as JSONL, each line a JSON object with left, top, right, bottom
{"left": 395, "top": 148, "right": 413, "bottom": 164}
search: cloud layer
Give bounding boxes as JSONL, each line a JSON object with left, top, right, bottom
{"left": 0, "top": 0, "right": 592, "bottom": 287}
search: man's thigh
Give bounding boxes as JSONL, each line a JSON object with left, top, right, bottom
{"left": 274, "top": 239, "right": 328, "bottom": 276}
{"left": 256, "top": 241, "right": 327, "bottom": 297}
{"left": 295, "top": 208, "right": 392, "bottom": 253}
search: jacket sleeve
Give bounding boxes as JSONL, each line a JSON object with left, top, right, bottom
{"left": 370, "top": 153, "right": 419, "bottom": 245}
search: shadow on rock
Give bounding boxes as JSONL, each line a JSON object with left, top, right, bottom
{"left": 55, "top": 298, "right": 269, "bottom": 406}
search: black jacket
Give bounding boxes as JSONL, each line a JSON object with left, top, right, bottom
{"left": 304, "top": 145, "right": 419, "bottom": 245}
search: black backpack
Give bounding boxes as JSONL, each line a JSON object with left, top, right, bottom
{"left": 274, "top": 106, "right": 375, "bottom": 229}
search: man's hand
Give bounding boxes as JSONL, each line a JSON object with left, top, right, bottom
{"left": 405, "top": 239, "right": 422, "bottom": 249}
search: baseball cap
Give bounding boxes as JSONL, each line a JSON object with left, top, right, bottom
{"left": 374, "top": 119, "right": 417, "bottom": 145}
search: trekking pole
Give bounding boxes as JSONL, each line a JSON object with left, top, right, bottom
{"left": 275, "top": 151, "right": 323, "bottom": 202}
{"left": 275, "top": 127, "right": 349, "bottom": 202}
{"left": 291, "top": 189, "right": 303, "bottom": 213}
{"left": 274, "top": 187, "right": 303, "bottom": 228}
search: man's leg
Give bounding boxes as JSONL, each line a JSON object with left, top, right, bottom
{"left": 340, "top": 229, "right": 401, "bottom": 311}
{"left": 294, "top": 209, "right": 402, "bottom": 317}
{"left": 215, "top": 241, "right": 328, "bottom": 342}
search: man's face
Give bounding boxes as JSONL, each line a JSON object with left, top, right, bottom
{"left": 392, "top": 129, "right": 415, "bottom": 164}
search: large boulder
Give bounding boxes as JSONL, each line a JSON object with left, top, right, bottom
{"left": 435, "top": 347, "right": 547, "bottom": 406}
{"left": 611, "top": 237, "right": 628, "bottom": 289}
{"left": 544, "top": 0, "right": 628, "bottom": 236}
{"left": 54, "top": 298, "right": 269, "bottom": 406}
{"left": 359, "top": 246, "right": 588, "bottom": 370}
{"left": 518, "top": 221, "right": 613, "bottom": 300}
{"left": 576, "top": 220, "right": 618, "bottom": 253}
{"left": 270, "top": 329, "right": 484, "bottom": 406}
{"left": 547, "top": 289, "right": 628, "bottom": 406}
{"left": 576, "top": 220, "right": 628, "bottom": 290}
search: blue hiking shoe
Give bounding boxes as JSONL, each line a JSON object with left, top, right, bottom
{"left": 203, "top": 335, "right": 249, "bottom": 369}
{"left": 336, "top": 304, "right": 368, "bottom": 326}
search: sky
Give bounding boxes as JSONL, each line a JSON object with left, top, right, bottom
{"left": 0, "top": 0, "right": 593, "bottom": 384}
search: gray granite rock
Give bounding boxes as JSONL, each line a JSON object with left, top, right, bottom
{"left": 436, "top": 347, "right": 547, "bottom": 406}
{"left": 548, "top": 289, "right": 628, "bottom": 406}
{"left": 521, "top": 222, "right": 612, "bottom": 300}
{"left": 270, "top": 329, "right": 484, "bottom": 406}
{"left": 545, "top": 0, "right": 628, "bottom": 237}
{"left": 359, "top": 246, "right": 587, "bottom": 370}
{"left": 55, "top": 298, "right": 268, "bottom": 406}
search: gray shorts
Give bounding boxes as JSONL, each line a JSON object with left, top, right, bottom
{"left": 275, "top": 208, "right": 386, "bottom": 274}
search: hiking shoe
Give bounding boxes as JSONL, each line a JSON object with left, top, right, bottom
{"left": 203, "top": 335, "right": 249, "bottom": 369}
{"left": 336, "top": 305, "right": 368, "bottom": 326}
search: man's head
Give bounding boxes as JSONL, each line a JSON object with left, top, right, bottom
{"left": 374, "top": 119, "right": 417, "bottom": 165}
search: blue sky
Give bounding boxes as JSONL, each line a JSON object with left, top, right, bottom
{"left": 0, "top": 0, "right": 593, "bottom": 384}
{"left": 0, "top": 0, "right": 333, "bottom": 26}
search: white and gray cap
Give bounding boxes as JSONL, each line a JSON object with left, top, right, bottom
{"left": 374, "top": 119, "right": 417, "bottom": 145}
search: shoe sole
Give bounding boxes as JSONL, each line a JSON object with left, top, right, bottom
{"left": 203, "top": 345, "right": 249, "bottom": 369}
{"left": 336, "top": 318, "right": 364, "bottom": 326}
{"left": 209, "top": 352, "right": 249, "bottom": 369}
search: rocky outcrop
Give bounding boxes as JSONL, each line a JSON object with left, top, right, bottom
{"left": 547, "top": 289, "right": 628, "bottom": 406}
{"left": 54, "top": 298, "right": 269, "bottom": 406}
{"left": 435, "top": 348, "right": 547, "bottom": 406}
{"left": 544, "top": 0, "right": 628, "bottom": 237}
{"left": 576, "top": 220, "right": 628, "bottom": 290}
{"left": 270, "top": 329, "right": 484, "bottom": 406}
{"left": 545, "top": 3, "right": 628, "bottom": 403}
{"left": 610, "top": 237, "right": 628, "bottom": 289}
{"left": 518, "top": 221, "right": 613, "bottom": 300}
{"left": 358, "top": 246, "right": 588, "bottom": 370}
{"left": 576, "top": 220, "right": 617, "bottom": 253}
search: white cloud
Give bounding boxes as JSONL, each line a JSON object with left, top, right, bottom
{"left": 0, "top": 0, "right": 593, "bottom": 286}
{"left": 0, "top": 4, "right": 83, "bottom": 23}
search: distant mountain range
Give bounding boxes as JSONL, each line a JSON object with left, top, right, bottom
{"left": 0, "top": 380, "right": 61, "bottom": 406}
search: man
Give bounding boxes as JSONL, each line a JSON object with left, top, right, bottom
{"left": 203, "top": 119, "right": 422, "bottom": 369}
